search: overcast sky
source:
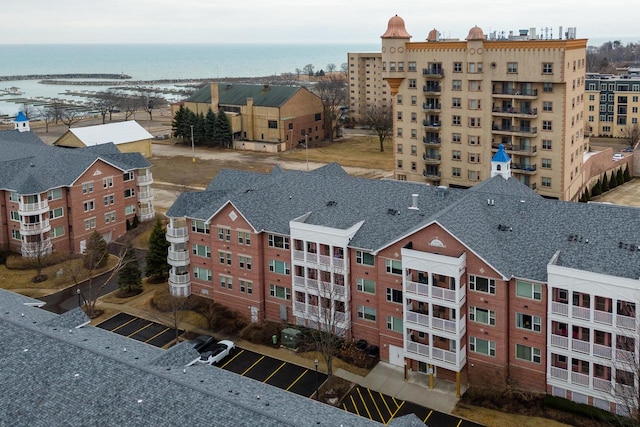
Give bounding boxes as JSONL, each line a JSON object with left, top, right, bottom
{"left": 1, "top": 1, "right": 637, "bottom": 45}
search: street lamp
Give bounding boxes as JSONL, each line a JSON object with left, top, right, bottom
{"left": 190, "top": 125, "right": 195, "bottom": 163}
{"left": 76, "top": 288, "right": 81, "bottom": 308}
{"left": 314, "top": 358, "right": 319, "bottom": 400}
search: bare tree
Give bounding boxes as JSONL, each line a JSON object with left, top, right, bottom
{"left": 302, "top": 64, "right": 315, "bottom": 77}
{"left": 119, "top": 95, "right": 139, "bottom": 121}
{"left": 326, "top": 63, "right": 337, "bottom": 73}
{"left": 60, "top": 107, "right": 83, "bottom": 128}
{"left": 364, "top": 104, "right": 393, "bottom": 152}
{"left": 49, "top": 99, "right": 65, "bottom": 124}
{"left": 21, "top": 103, "right": 35, "bottom": 120}
{"left": 35, "top": 105, "right": 56, "bottom": 133}
{"left": 316, "top": 75, "right": 347, "bottom": 142}
{"left": 89, "top": 95, "right": 113, "bottom": 124}
{"left": 620, "top": 123, "right": 640, "bottom": 148}
{"left": 139, "top": 94, "right": 164, "bottom": 121}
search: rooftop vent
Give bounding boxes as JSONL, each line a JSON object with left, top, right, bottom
{"left": 409, "top": 194, "right": 419, "bottom": 210}
{"left": 326, "top": 201, "right": 337, "bottom": 207}
{"left": 387, "top": 208, "right": 399, "bottom": 216}
{"left": 497, "top": 224, "right": 512, "bottom": 232}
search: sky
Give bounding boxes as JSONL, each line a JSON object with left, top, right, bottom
{"left": 2, "top": 0, "right": 638, "bottom": 45}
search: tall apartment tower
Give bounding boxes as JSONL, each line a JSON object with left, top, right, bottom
{"left": 347, "top": 53, "right": 389, "bottom": 123}
{"left": 373, "top": 15, "right": 587, "bottom": 200}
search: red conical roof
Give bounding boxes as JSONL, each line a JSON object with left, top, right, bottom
{"left": 381, "top": 15, "right": 412, "bottom": 39}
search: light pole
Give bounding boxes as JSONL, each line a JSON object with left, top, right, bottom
{"left": 76, "top": 288, "right": 81, "bottom": 308}
{"left": 314, "top": 358, "right": 319, "bottom": 400}
{"left": 305, "top": 134, "right": 309, "bottom": 171}
{"left": 190, "top": 125, "right": 195, "bottom": 163}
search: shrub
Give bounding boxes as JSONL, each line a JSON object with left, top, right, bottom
{"left": 623, "top": 165, "right": 631, "bottom": 182}
{"left": 240, "top": 321, "right": 284, "bottom": 345}
{"left": 6, "top": 251, "right": 73, "bottom": 270}
{"left": 543, "top": 395, "right": 622, "bottom": 425}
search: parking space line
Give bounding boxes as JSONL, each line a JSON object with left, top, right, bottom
{"left": 456, "top": 420, "right": 463, "bottom": 427}
{"left": 127, "top": 322, "right": 153, "bottom": 338}
{"left": 391, "top": 396, "right": 401, "bottom": 408}
{"left": 388, "top": 400, "right": 405, "bottom": 425}
{"left": 241, "top": 355, "right": 265, "bottom": 376}
{"left": 356, "top": 387, "right": 373, "bottom": 420}
{"left": 263, "top": 362, "right": 286, "bottom": 383}
{"left": 380, "top": 392, "right": 393, "bottom": 418}
{"left": 285, "top": 369, "right": 307, "bottom": 391}
{"left": 144, "top": 327, "right": 170, "bottom": 343}
{"left": 367, "top": 388, "right": 385, "bottom": 423}
{"left": 111, "top": 318, "right": 136, "bottom": 332}
{"left": 349, "top": 395, "right": 360, "bottom": 416}
{"left": 423, "top": 409, "right": 433, "bottom": 423}
{"left": 220, "top": 349, "right": 244, "bottom": 369}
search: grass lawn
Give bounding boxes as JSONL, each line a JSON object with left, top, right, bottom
{"left": 0, "top": 255, "right": 120, "bottom": 294}
{"left": 453, "top": 404, "right": 572, "bottom": 427}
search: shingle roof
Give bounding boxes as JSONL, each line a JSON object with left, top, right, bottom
{"left": 0, "top": 130, "right": 151, "bottom": 195}
{"left": 168, "top": 164, "right": 640, "bottom": 282}
{"left": 0, "top": 289, "right": 382, "bottom": 426}
{"left": 187, "top": 83, "right": 303, "bottom": 107}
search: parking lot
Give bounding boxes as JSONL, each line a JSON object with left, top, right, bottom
{"left": 96, "top": 312, "right": 183, "bottom": 348}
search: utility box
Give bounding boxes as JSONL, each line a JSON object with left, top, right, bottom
{"left": 281, "top": 328, "right": 303, "bottom": 349}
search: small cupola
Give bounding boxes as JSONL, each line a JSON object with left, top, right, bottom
{"left": 381, "top": 15, "right": 412, "bottom": 39}
{"left": 491, "top": 144, "right": 512, "bottom": 179}
{"left": 14, "top": 111, "right": 30, "bottom": 132}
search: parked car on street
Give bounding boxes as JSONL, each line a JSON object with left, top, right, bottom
{"left": 613, "top": 153, "right": 625, "bottom": 161}
{"left": 189, "top": 340, "right": 235, "bottom": 366}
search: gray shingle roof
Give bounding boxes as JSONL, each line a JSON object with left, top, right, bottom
{"left": 0, "top": 289, "right": 381, "bottom": 426}
{"left": 0, "top": 130, "right": 151, "bottom": 195}
{"left": 187, "top": 83, "right": 304, "bottom": 107}
{"left": 167, "top": 164, "right": 640, "bottom": 282}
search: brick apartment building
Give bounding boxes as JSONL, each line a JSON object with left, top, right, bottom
{"left": 348, "top": 16, "right": 589, "bottom": 201}
{"left": 166, "top": 148, "right": 640, "bottom": 416}
{"left": 0, "top": 123, "right": 154, "bottom": 257}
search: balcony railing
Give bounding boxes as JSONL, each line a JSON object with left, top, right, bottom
{"left": 491, "top": 125, "right": 538, "bottom": 136}
{"left": 169, "top": 270, "right": 190, "bottom": 285}
{"left": 572, "top": 305, "right": 590, "bottom": 321}
{"left": 422, "top": 138, "right": 441, "bottom": 146}
{"left": 20, "top": 219, "right": 51, "bottom": 235}
{"left": 551, "top": 301, "right": 569, "bottom": 316}
{"left": 138, "top": 190, "right": 154, "bottom": 201}
{"left": 423, "top": 103, "right": 442, "bottom": 111}
{"left": 406, "top": 280, "right": 465, "bottom": 304}
{"left": 423, "top": 154, "right": 441, "bottom": 164}
{"left": 406, "top": 341, "right": 466, "bottom": 367}
{"left": 593, "top": 343, "right": 612, "bottom": 359}
{"left": 617, "top": 315, "right": 635, "bottom": 330}
{"left": 137, "top": 173, "right": 153, "bottom": 185}
{"left": 511, "top": 163, "right": 537, "bottom": 174}
{"left": 593, "top": 378, "right": 612, "bottom": 393}
{"left": 616, "top": 348, "right": 635, "bottom": 365}
{"left": 406, "top": 310, "right": 430, "bottom": 328}
{"left": 594, "top": 309, "right": 613, "bottom": 325}
{"left": 550, "top": 333, "right": 569, "bottom": 349}
{"left": 422, "top": 86, "right": 441, "bottom": 93}
{"left": 422, "top": 68, "right": 444, "bottom": 78}
{"left": 491, "top": 143, "right": 537, "bottom": 156}
{"left": 167, "top": 248, "right": 189, "bottom": 262}
{"left": 550, "top": 366, "right": 568, "bottom": 381}
{"left": 571, "top": 371, "right": 590, "bottom": 387}
{"left": 21, "top": 239, "right": 52, "bottom": 258}
{"left": 572, "top": 338, "right": 590, "bottom": 354}
{"left": 423, "top": 170, "right": 441, "bottom": 180}
{"left": 492, "top": 88, "right": 538, "bottom": 97}
{"left": 492, "top": 107, "right": 538, "bottom": 117}
{"left": 423, "top": 121, "right": 441, "bottom": 128}
{"left": 166, "top": 225, "right": 189, "bottom": 242}
{"left": 18, "top": 200, "right": 49, "bottom": 214}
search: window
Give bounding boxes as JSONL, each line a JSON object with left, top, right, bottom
{"left": 542, "top": 139, "right": 552, "bottom": 150}
{"left": 11, "top": 229, "right": 20, "bottom": 240}
{"left": 452, "top": 116, "right": 461, "bottom": 126}
{"left": 81, "top": 182, "right": 93, "bottom": 194}
{"left": 543, "top": 101, "right": 553, "bottom": 112}
{"left": 541, "top": 177, "right": 552, "bottom": 188}
{"left": 411, "top": 95, "right": 417, "bottom": 105}
{"left": 385, "top": 259, "right": 402, "bottom": 275}
{"left": 192, "top": 244, "right": 211, "bottom": 258}
{"left": 542, "top": 63, "right": 553, "bottom": 74}
{"left": 468, "top": 135, "right": 480, "bottom": 145}
{"left": 84, "top": 218, "right": 96, "bottom": 230}
{"left": 387, "top": 316, "right": 403, "bottom": 332}
{"left": 47, "top": 188, "right": 62, "bottom": 201}
{"left": 50, "top": 207, "right": 63, "bottom": 219}
{"left": 452, "top": 98, "right": 461, "bottom": 108}
{"left": 411, "top": 145, "right": 417, "bottom": 155}
{"left": 104, "top": 212, "right": 115, "bottom": 224}
{"left": 9, "top": 191, "right": 19, "bottom": 202}
{"left": 452, "top": 133, "right": 461, "bottom": 143}
{"left": 357, "top": 305, "right": 376, "bottom": 321}
{"left": 83, "top": 200, "right": 95, "bottom": 212}
{"left": 193, "top": 266, "right": 212, "bottom": 281}
{"left": 470, "top": 306, "right": 496, "bottom": 325}
{"left": 124, "top": 188, "right": 135, "bottom": 198}
{"left": 268, "top": 234, "right": 290, "bottom": 249}
{"left": 220, "top": 275, "right": 233, "bottom": 289}
{"left": 468, "top": 170, "right": 480, "bottom": 181}
{"left": 542, "top": 158, "right": 552, "bottom": 169}
{"left": 315, "top": 113, "right": 321, "bottom": 121}
{"left": 268, "top": 120, "right": 278, "bottom": 129}
{"left": 516, "top": 280, "right": 542, "bottom": 300}
{"left": 452, "top": 80, "right": 462, "bottom": 91}
{"left": 270, "top": 284, "right": 291, "bottom": 300}
{"left": 408, "top": 61, "right": 416, "bottom": 72}
{"left": 469, "top": 81, "right": 481, "bottom": 91}
{"left": 356, "top": 250, "right": 375, "bottom": 266}
{"left": 356, "top": 278, "right": 375, "bottom": 294}
{"left": 396, "top": 95, "right": 402, "bottom": 104}
{"left": 238, "top": 231, "right": 251, "bottom": 245}
{"left": 469, "top": 117, "right": 481, "bottom": 127}
{"left": 103, "top": 177, "right": 114, "bottom": 188}
{"left": 507, "top": 62, "right": 518, "bottom": 73}
{"left": 240, "top": 279, "right": 252, "bottom": 293}
{"left": 453, "top": 62, "right": 462, "bottom": 72}
{"left": 51, "top": 226, "right": 64, "bottom": 238}
{"left": 516, "top": 344, "right": 541, "bottom": 363}
{"left": 543, "top": 82, "right": 553, "bottom": 93}
{"left": 269, "top": 260, "right": 290, "bottom": 275}
{"left": 452, "top": 150, "right": 461, "bottom": 160}
{"left": 123, "top": 171, "right": 134, "bottom": 181}
{"left": 542, "top": 120, "right": 552, "bottom": 131}
{"left": 386, "top": 288, "right": 403, "bottom": 304}
{"left": 469, "top": 337, "right": 495, "bottom": 356}
{"left": 408, "top": 79, "right": 417, "bottom": 89}
{"left": 238, "top": 255, "right": 252, "bottom": 270}
{"left": 469, "top": 99, "right": 481, "bottom": 110}
{"left": 516, "top": 313, "right": 542, "bottom": 332}
{"left": 191, "top": 220, "right": 210, "bottom": 234}
{"left": 125, "top": 205, "right": 136, "bottom": 215}
{"left": 10, "top": 211, "right": 20, "bottom": 221}
{"left": 215, "top": 251, "right": 231, "bottom": 266}
{"left": 218, "top": 227, "right": 231, "bottom": 241}
{"left": 397, "top": 111, "right": 403, "bottom": 121}
{"left": 452, "top": 167, "right": 461, "bottom": 177}
{"left": 469, "top": 275, "right": 496, "bottom": 294}
{"left": 411, "top": 112, "right": 417, "bottom": 122}
{"left": 397, "top": 128, "right": 403, "bottom": 137}
{"left": 397, "top": 62, "right": 404, "bottom": 72}
{"left": 103, "top": 194, "right": 115, "bottom": 206}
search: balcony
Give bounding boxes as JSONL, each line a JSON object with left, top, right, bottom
{"left": 169, "top": 269, "right": 190, "bottom": 286}
{"left": 511, "top": 163, "right": 537, "bottom": 174}
{"left": 423, "top": 154, "right": 441, "bottom": 165}
{"left": 422, "top": 85, "right": 442, "bottom": 94}
{"left": 491, "top": 143, "right": 537, "bottom": 156}
{"left": 551, "top": 301, "right": 569, "bottom": 316}
{"left": 423, "top": 103, "right": 442, "bottom": 111}
{"left": 167, "top": 248, "right": 190, "bottom": 267}
{"left": 406, "top": 280, "right": 466, "bottom": 305}
{"left": 405, "top": 341, "right": 466, "bottom": 367}
{"left": 20, "top": 219, "right": 51, "bottom": 235}
{"left": 422, "top": 68, "right": 444, "bottom": 78}
{"left": 137, "top": 172, "right": 154, "bottom": 185}
{"left": 139, "top": 206, "right": 155, "bottom": 221}
{"left": 21, "top": 239, "right": 53, "bottom": 258}
{"left": 166, "top": 224, "right": 189, "bottom": 243}
{"left": 616, "top": 315, "right": 635, "bottom": 330}
{"left": 492, "top": 88, "right": 538, "bottom": 99}
{"left": 138, "top": 190, "right": 154, "bottom": 202}
{"left": 594, "top": 309, "right": 613, "bottom": 325}
{"left": 422, "top": 137, "right": 441, "bottom": 146}
{"left": 423, "top": 170, "right": 441, "bottom": 181}
{"left": 18, "top": 200, "right": 49, "bottom": 215}
{"left": 550, "top": 333, "right": 569, "bottom": 349}
{"left": 423, "top": 120, "right": 441, "bottom": 130}
{"left": 492, "top": 107, "right": 538, "bottom": 118}
{"left": 491, "top": 125, "right": 538, "bottom": 137}
{"left": 593, "top": 377, "right": 612, "bottom": 393}
{"left": 572, "top": 305, "right": 591, "bottom": 321}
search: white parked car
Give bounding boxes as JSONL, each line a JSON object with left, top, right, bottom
{"left": 194, "top": 340, "right": 235, "bottom": 365}
{"left": 612, "top": 153, "right": 625, "bottom": 161}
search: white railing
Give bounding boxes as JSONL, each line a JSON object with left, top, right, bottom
{"left": 432, "top": 316, "right": 457, "bottom": 334}
{"left": 167, "top": 249, "right": 189, "bottom": 262}
{"left": 139, "top": 206, "right": 154, "bottom": 216}
{"left": 21, "top": 239, "right": 52, "bottom": 257}
{"left": 405, "top": 280, "right": 464, "bottom": 304}
{"left": 550, "top": 334, "right": 569, "bottom": 349}
{"left": 138, "top": 190, "right": 154, "bottom": 200}
{"left": 319, "top": 254, "right": 331, "bottom": 265}
{"left": 431, "top": 346, "right": 458, "bottom": 364}
{"left": 307, "top": 252, "right": 318, "bottom": 263}
{"left": 333, "top": 258, "right": 344, "bottom": 269}
{"left": 137, "top": 173, "right": 153, "bottom": 185}
{"left": 616, "top": 315, "right": 635, "bottom": 330}
{"left": 406, "top": 280, "right": 429, "bottom": 296}
{"left": 572, "top": 305, "right": 590, "bottom": 321}
{"left": 406, "top": 310, "right": 430, "bottom": 328}
{"left": 571, "top": 371, "right": 590, "bottom": 387}
{"left": 406, "top": 341, "right": 430, "bottom": 357}
{"left": 293, "top": 301, "right": 306, "bottom": 313}
{"left": 169, "top": 271, "right": 190, "bottom": 285}
{"left": 432, "top": 286, "right": 456, "bottom": 302}
{"left": 594, "top": 310, "right": 613, "bottom": 325}
{"left": 293, "top": 250, "right": 304, "bottom": 261}
{"left": 166, "top": 226, "right": 188, "bottom": 239}
{"left": 334, "top": 284, "right": 345, "bottom": 296}
{"left": 593, "top": 343, "right": 612, "bottom": 359}
{"left": 616, "top": 349, "right": 635, "bottom": 365}
{"left": 550, "top": 366, "right": 568, "bottom": 381}
{"left": 293, "top": 276, "right": 305, "bottom": 286}
{"left": 615, "top": 383, "right": 635, "bottom": 398}
{"left": 20, "top": 219, "right": 50, "bottom": 234}
{"left": 551, "top": 301, "right": 569, "bottom": 316}
{"left": 593, "top": 378, "right": 612, "bottom": 393}
{"left": 572, "top": 339, "right": 590, "bottom": 354}
{"left": 18, "top": 200, "right": 49, "bottom": 213}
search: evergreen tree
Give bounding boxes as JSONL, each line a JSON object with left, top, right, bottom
{"left": 602, "top": 173, "right": 609, "bottom": 192}
{"left": 609, "top": 170, "right": 619, "bottom": 189}
{"left": 204, "top": 108, "right": 216, "bottom": 145}
{"left": 182, "top": 109, "right": 197, "bottom": 145}
{"left": 145, "top": 218, "right": 170, "bottom": 281}
{"left": 132, "top": 214, "right": 139, "bottom": 229}
{"left": 118, "top": 243, "right": 142, "bottom": 294}
{"left": 616, "top": 168, "right": 624, "bottom": 186}
{"left": 83, "top": 231, "right": 108, "bottom": 270}
{"left": 194, "top": 112, "right": 206, "bottom": 145}
{"left": 171, "top": 105, "right": 186, "bottom": 139}
{"left": 584, "top": 187, "right": 590, "bottom": 201}
{"left": 592, "top": 179, "right": 602, "bottom": 196}
{"left": 624, "top": 165, "right": 632, "bottom": 182}
{"left": 213, "top": 108, "right": 233, "bottom": 147}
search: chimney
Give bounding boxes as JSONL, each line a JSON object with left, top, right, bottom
{"left": 409, "top": 194, "right": 419, "bottom": 210}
